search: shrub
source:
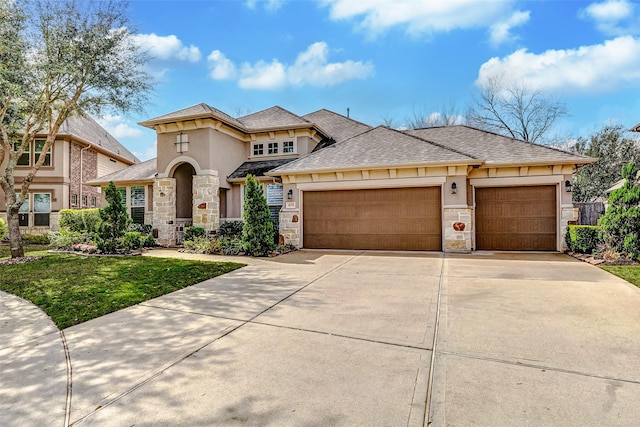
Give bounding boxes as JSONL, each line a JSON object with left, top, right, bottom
{"left": 48, "top": 230, "right": 93, "bottom": 250}
{"left": 70, "top": 243, "right": 98, "bottom": 254}
{"left": 21, "top": 234, "right": 50, "bottom": 245}
{"left": 182, "top": 236, "right": 220, "bottom": 254}
{"left": 96, "top": 182, "right": 130, "bottom": 253}
{"left": 142, "top": 234, "right": 157, "bottom": 248}
{"left": 59, "top": 209, "right": 101, "bottom": 233}
{"left": 120, "top": 232, "right": 144, "bottom": 250}
{"left": 565, "top": 225, "right": 601, "bottom": 253}
{"left": 217, "top": 221, "right": 244, "bottom": 238}
{"left": 242, "top": 174, "right": 275, "bottom": 256}
{"left": 219, "top": 237, "right": 243, "bottom": 255}
{"left": 0, "top": 218, "right": 7, "bottom": 241}
{"left": 599, "top": 162, "right": 640, "bottom": 258}
{"left": 183, "top": 226, "right": 206, "bottom": 242}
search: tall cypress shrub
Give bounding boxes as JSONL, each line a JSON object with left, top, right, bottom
{"left": 96, "top": 181, "right": 131, "bottom": 253}
{"left": 242, "top": 174, "right": 275, "bottom": 256}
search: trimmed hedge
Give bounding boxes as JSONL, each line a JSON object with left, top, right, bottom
{"left": 565, "top": 225, "right": 601, "bottom": 254}
{"left": 59, "top": 209, "right": 101, "bottom": 233}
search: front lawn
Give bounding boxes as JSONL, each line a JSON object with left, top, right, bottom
{"left": 601, "top": 265, "right": 640, "bottom": 288}
{"left": 0, "top": 253, "right": 244, "bottom": 329}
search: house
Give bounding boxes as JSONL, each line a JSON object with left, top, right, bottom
{"left": 0, "top": 115, "right": 138, "bottom": 234}
{"left": 90, "top": 103, "right": 595, "bottom": 252}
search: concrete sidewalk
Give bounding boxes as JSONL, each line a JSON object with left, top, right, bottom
{"left": 2, "top": 249, "right": 640, "bottom": 426}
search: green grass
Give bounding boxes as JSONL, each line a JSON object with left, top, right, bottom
{"left": 600, "top": 265, "right": 640, "bottom": 288}
{"left": 0, "top": 253, "right": 245, "bottom": 329}
{"left": 0, "top": 244, "right": 50, "bottom": 258}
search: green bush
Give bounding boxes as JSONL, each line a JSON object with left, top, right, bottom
{"left": 182, "top": 236, "right": 220, "bottom": 254}
{"left": 242, "top": 174, "right": 275, "bottom": 256}
{"left": 96, "top": 182, "right": 131, "bottom": 253}
{"left": 22, "top": 234, "right": 50, "bottom": 245}
{"left": 48, "top": 230, "right": 93, "bottom": 250}
{"left": 142, "top": 234, "right": 157, "bottom": 248}
{"left": 0, "top": 218, "right": 8, "bottom": 241}
{"left": 59, "top": 209, "right": 101, "bottom": 233}
{"left": 120, "top": 232, "right": 144, "bottom": 250}
{"left": 183, "top": 226, "right": 206, "bottom": 242}
{"left": 565, "top": 225, "right": 601, "bottom": 253}
{"left": 220, "top": 237, "right": 243, "bottom": 255}
{"left": 217, "top": 221, "right": 244, "bottom": 238}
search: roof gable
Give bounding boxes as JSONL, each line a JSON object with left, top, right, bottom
{"left": 270, "top": 126, "right": 478, "bottom": 174}
{"left": 303, "top": 109, "right": 371, "bottom": 143}
{"left": 139, "top": 103, "right": 244, "bottom": 129}
{"left": 88, "top": 157, "right": 157, "bottom": 184}
{"left": 237, "top": 106, "right": 311, "bottom": 129}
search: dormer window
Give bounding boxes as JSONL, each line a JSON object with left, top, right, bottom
{"left": 253, "top": 144, "right": 264, "bottom": 156}
{"left": 268, "top": 142, "right": 278, "bottom": 155}
{"left": 283, "top": 141, "right": 294, "bottom": 153}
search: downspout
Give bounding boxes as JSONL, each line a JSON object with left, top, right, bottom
{"left": 79, "top": 144, "right": 91, "bottom": 208}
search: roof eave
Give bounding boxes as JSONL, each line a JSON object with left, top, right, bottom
{"left": 52, "top": 132, "right": 137, "bottom": 164}
{"left": 483, "top": 157, "right": 597, "bottom": 168}
{"left": 266, "top": 159, "right": 485, "bottom": 176}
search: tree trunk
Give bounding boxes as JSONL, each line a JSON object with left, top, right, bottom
{"left": 7, "top": 207, "right": 24, "bottom": 258}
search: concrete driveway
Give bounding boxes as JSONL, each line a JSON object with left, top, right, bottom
{"left": 2, "top": 250, "right": 640, "bottom": 426}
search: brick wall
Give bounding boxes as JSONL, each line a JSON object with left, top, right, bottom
{"left": 69, "top": 142, "right": 101, "bottom": 208}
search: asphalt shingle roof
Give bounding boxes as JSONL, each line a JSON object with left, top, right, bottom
{"left": 270, "top": 126, "right": 478, "bottom": 174}
{"left": 60, "top": 115, "right": 139, "bottom": 163}
{"left": 228, "top": 158, "right": 296, "bottom": 179}
{"left": 407, "top": 126, "right": 590, "bottom": 165}
{"left": 89, "top": 158, "right": 157, "bottom": 184}
{"left": 140, "top": 103, "right": 245, "bottom": 129}
{"left": 238, "top": 106, "right": 311, "bottom": 129}
{"left": 303, "top": 109, "right": 371, "bottom": 143}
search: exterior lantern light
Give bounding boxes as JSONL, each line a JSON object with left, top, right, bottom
{"left": 451, "top": 182, "right": 457, "bottom": 194}
{"left": 287, "top": 189, "right": 293, "bottom": 199}
{"left": 565, "top": 180, "right": 573, "bottom": 193}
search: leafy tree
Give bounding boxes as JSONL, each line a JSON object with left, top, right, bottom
{"left": 465, "top": 75, "right": 568, "bottom": 144}
{"left": 570, "top": 125, "right": 640, "bottom": 202}
{"left": 96, "top": 181, "right": 130, "bottom": 253}
{"left": 0, "top": 0, "right": 151, "bottom": 258}
{"left": 242, "top": 174, "right": 275, "bottom": 256}
{"left": 599, "top": 163, "right": 640, "bottom": 258}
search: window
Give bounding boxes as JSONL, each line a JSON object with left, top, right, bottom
{"left": 283, "top": 141, "right": 294, "bottom": 153}
{"left": 253, "top": 144, "right": 264, "bottom": 156}
{"left": 130, "top": 186, "right": 145, "bottom": 224}
{"left": 14, "top": 141, "right": 30, "bottom": 166}
{"left": 91, "top": 197, "right": 96, "bottom": 207}
{"left": 19, "top": 198, "right": 29, "bottom": 226}
{"left": 71, "top": 194, "right": 78, "bottom": 206}
{"left": 34, "top": 140, "right": 51, "bottom": 166}
{"left": 81, "top": 195, "right": 87, "bottom": 207}
{"left": 268, "top": 142, "right": 278, "bottom": 155}
{"left": 33, "top": 193, "right": 50, "bottom": 226}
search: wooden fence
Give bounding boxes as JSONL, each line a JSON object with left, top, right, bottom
{"left": 573, "top": 202, "right": 605, "bottom": 226}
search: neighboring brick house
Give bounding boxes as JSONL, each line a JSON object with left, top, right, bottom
{"left": 90, "top": 103, "right": 595, "bottom": 252}
{"left": 0, "top": 115, "right": 138, "bottom": 234}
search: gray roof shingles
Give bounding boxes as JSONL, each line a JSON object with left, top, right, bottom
{"left": 141, "top": 103, "right": 245, "bottom": 129}
{"left": 228, "top": 158, "right": 296, "bottom": 179}
{"left": 271, "top": 126, "right": 478, "bottom": 174}
{"left": 407, "top": 126, "right": 590, "bottom": 165}
{"left": 61, "top": 115, "right": 139, "bottom": 163}
{"left": 237, "top": 106, "right": 312, "bottom": 129}
{"left": 89, "top": 158, "right": 157, "bottom": 184}
{"left": 303, "top": 109, "right": 371, "bottom": 143}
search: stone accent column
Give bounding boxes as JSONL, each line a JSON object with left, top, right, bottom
{"left": 192, "top": 173, "right": 220, "bottom": 233}
{"left": 153, "top": 178, "right": 176, "bottom": 246}
{"left": 279, "top": 208, "right": 301, "bottom": 247}
{"left": 560, "top": 205, "right": 579, "bottom": 251}
{"left": 443, "top": 207, "right": 472, "bottom": 253}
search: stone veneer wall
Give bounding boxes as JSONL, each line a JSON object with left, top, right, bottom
{"left": 560, "top": 205, "right": 579, "bottom": 251}
{"left": 153, "top": 178, "right": 176, "bottom": 246}
{"left": 192, "top": 174, "right": 220, "bottom": 233}
{"left": 443, "top": 207, "right": 472, "bottom": 252}
{"left": 279, "top": 209, "right": 301, "bottom": 247}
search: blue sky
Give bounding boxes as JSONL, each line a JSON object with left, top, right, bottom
{"left": 99, "top": 0, "right": 640, "bottom": 161}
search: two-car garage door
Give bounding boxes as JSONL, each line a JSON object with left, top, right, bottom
{"left": 303, "top": 187, "right": 441, "bottom": 251}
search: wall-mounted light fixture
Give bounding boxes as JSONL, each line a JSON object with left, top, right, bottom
{"left": 451, "top": 182, "right": 457, "bottom": 195}
{"left": 287, "top": 189, "right": 293, "bottom": 200}
{"left": 565, "top": 180, "right": 573, "bottom": 193}
{"left": 175, "top": 132, "right": 189, "bottom": 153}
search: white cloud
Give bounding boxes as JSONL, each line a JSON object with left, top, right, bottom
{"left": 239, "top": 60, "right": 288, "bottom": 90}
{"left": 208, "top": 50, "right": 237, "bottom": 80}
{"left": 580, "top": 0, "right": 637, "bottom": 35}
{"left": 97, "top": 115, "right": 144, "bottom": 139}
{"left": 489, "top": 10, "right": 530, "bottom": 47}
{"left": 133, "top": 33, "right": 201, "bottom": 63}
{"left": 476, "top": 36, "right": 640, "bottom": 94}
{"left": 321, "top": 0, "right": 521, "bottom": 39}
{"left": 210, "top": 42, "right": 374, "bottom": 90}
{"left": 245, "top": 0, "right": 285, "bottom": 12}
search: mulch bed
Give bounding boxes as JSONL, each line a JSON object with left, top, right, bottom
{"left": 567, "top": 252, "right": 640, "bottom": 266}
{"left": 0, "top": 256, "right": 42, "bottom": 266}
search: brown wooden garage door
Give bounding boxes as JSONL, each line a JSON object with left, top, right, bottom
{"left": 476, "top": 186, "right": 557, "bottom": 251}
{"left": 303, "top": 187, "right": 441, "bottom": 251}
